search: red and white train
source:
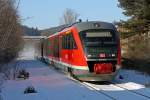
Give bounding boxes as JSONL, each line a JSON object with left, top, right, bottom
{"left": 42, "top": 21, "right": 121, "bottom": 81}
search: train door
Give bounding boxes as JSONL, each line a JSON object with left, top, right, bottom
{"left": 66, "top": 33, "right": 71, "bottom": 63}
{"left": 66, "top": 32, "right": 73, "bottom": 73}
{"left": 53, "top": 36, "right": 59, "bottom": 60}
{"left": 68, "top": 32, "right": 76, "bottom": 64}
{"left": 68, "top": 31, "right": 76, "bottom": 69}
{"left": 67, "top": 32, "right": 72, "bottom": 64}
{"left": 59, "top": 35, "right": 62, "bottom": 61}
{"left": 67, "top": 31, "right": 77, "bottom": 75}
{"left": 56, "top": 36, "right": 60, "bottom": 59}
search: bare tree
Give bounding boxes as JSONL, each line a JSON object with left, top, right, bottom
{"left": 60, "top": 8, "right": 79, "bottom": 25}
{"left": 0, "top": 1, "right": 22, "bottom": 99}
{"left": 0, "top": 1, "right": 22, "bottom": 97}
{"left": 0, "top": 0, "right": 22, "bottom": 86}
{"left": 0, "top": 0, "right": 22, "bottom": 64}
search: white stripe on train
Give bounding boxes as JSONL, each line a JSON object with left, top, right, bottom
{"left": 45, "top": 57, "right": 89, "bottom": 70}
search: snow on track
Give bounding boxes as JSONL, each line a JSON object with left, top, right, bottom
{"left": 113, "top": 82, "right": 150, "bottom": 99}
{"left": 83, "top": 82, "right": 150, "bottom": 100}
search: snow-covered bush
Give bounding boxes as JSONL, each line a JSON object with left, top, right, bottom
{"left": 24, "top": 86, "right": 37, "bottom": 94}
{"left": 17, "top": 69, "right": 29, "bottom": 79}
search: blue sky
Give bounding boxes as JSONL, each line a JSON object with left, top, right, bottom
{"left": 18, "top": 0, "right": 128, "bottom": 30}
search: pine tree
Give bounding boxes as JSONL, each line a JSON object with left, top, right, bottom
{"left": 118, "top": 0, "right": 150, "bottom": 34}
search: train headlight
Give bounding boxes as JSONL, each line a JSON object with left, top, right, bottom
{"left": 94, "top": 23, "right": 101, "bottom": 28}
{"left": 87, "top": 54, "right": 92, "bottom": 57}
{"left": 112, "top": 54, "right": 115, "bottom": 57}
{"left": 99, "top": 53, "right": 106, "bottom": 58}
{"left": 116, "top": 65, "right": 121, "bottom": 70}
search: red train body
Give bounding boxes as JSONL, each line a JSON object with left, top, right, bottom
{"left": 42, "top": 21, "right": 121, "bottom": 81}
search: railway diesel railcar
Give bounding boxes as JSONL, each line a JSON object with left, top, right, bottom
{"left": 42, "top": 21, "right": 121, "bottom": 81}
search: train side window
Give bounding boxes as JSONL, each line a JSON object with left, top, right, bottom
{"left": 67, "top": 34, "right": 69, "bottom": 49}
{"left": 66, "top": 35, "right": 68, "bottom": 49}
{"left": 48, "top": 40, "right": 51, "bottom": 55}
{"left": 62, "top": 32, "right": 77, "bottom": 49}
{"left": 62, "top": 35, "right": 68, "bottom": 49}
{"left": 69, "top": 33, "right": 77, "bottom": 49}
{"left": 62, "top": 35, "right": 65, "bottom": 49}
{"left": 63, "top": 35, "right": 65, "bottom": 49}
{"left": 53, "top": 36, "right": 59, "bottom": 57}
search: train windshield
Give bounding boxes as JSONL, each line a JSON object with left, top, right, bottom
{"left": 79, "top": 30, "right": 118, "bottom": 59}
{"left": 79, "top": 30, "right": 117, "bottom": 46}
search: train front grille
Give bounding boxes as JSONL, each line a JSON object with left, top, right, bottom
{"left": 87, "top": 60, "right": 117, "bottom": 73}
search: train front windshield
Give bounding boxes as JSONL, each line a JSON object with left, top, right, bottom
{"left": 79, "top": 30, "right": 118, "bottom": 59}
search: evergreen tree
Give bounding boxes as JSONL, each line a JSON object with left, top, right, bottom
{"left": 118, "top": 0, "right": 150, "bottom": 34}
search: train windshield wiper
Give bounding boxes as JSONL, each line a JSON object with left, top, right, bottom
{"left": 102, "top": 42, "right": 117, "bottom": 46}
{"left": 85, "top": 42, "right": 102, "bottom": 46}
{"left": 85, "top": 41, "right": 117, "bottom": 47}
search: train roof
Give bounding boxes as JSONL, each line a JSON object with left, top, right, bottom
{"left": 41, "top": 24, "right": 69, "bottom": 36}
{"left": 43, "top": 21, "right": 117, "bottom": 38}
{"left": 73, "top": 21, "right": 116, "bottom": 32}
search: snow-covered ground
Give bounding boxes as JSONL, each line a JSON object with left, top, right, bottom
{"left": 1, "top": 60, "right": 111, "bottom": 100}
{"left": 1, "top": 60, "right": 150, "bottom": 100}
{"left": 116, "top": 69, "right": 150, "bottom": 87}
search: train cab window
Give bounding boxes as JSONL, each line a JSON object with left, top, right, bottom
{"left": 62, "top": 32, "right": 77, "bottom": 49}
{"left": 79, "top": 30, "right": 117, "bottom": 46}
{"left": 79, "top": 30, "right": 118, "bottom": 56}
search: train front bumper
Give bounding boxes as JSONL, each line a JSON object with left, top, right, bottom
{"left": 72, "top": 68, "right": 119, "bottom": 81}
{"left": 76, "top": 72, "right": 118, "bottom": 81}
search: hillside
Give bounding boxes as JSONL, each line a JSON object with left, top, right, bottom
{"left": 40, "top": 24, "right": 69, "bottom": 36}
{"left": 22, "top": 26, "right": 41, "bottom": 36}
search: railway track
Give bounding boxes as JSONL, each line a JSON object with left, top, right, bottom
{"left": 52, "top": 66, "right": 150, "bottom": 100}
{"left": 81, "top": 82, "right": 116, "bottom": 100}
{"left": 67, "top": 73, "right": 150, "bottom": 100}
{"left": 82, "top": 81, "right": 150, "bottom": 100}
{"left": 110, "top": 81, "right": 150, "bottom": 99}
{"left": 57, "top": 67, "right": 150, "bottom": 100}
